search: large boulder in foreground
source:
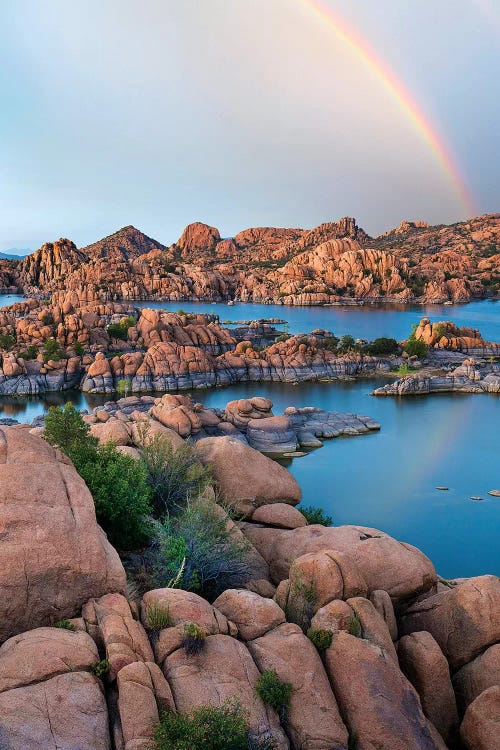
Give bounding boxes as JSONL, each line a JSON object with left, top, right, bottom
{"left": 324, "top": 632, "right": 447, "bottom": 750}
{"left": 398, "top": 631, "right": 458, "bottom": 745}
{"left": 460, "top": 685, "right": 500, "bottom": 750}
{"left": 248, "top": 622, "right": 349, "bottom": 750}
{"left": 0, "top": 426, "right": 126, "bottom": 641}
{"left": 453, "top": 644, "right": 500, "bottom": 713}
{"left": 0, "top": 672, "right": 110, "bottom": 750}
{"left": 195, "top": 436, "right": 301, "bottom": 516}
{"left": 164, "top": 634, "right": 289, "bottom": 749}
{"left": 399, "top": 575, "right": 500, "bottom": 669}
{"left": 242, "top": 523, "right": 436, "bottom": 603}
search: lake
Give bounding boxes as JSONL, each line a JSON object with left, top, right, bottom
{"left": 0, "top": 294, "right": 498, "bottom": 579}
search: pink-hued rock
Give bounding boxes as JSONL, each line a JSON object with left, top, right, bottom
{"left": 90, "top": 417, "right": 131, "bottom": 445}
{"left": 195, "top": 436, "right": 301, "bottom": 516}
{"left": 242, "top": 523, "right": 437, "bottom": 602}
{"left": 0, "top": 671, "right": 111, "bottom": 750}
{"left": 90, "top": 593, "right": 153, "bottom": 681}
{"left": 310, "top": 600, "right": 354, "bottom": 633}
{"left": 212, "top": 589, "right": 285, "bottom": 640}
{"left": 141, "top": 588, "right": 230, "bottom": 634}
{"left": 453, "top": 644, "right": 500, "bottom": 713}
{"left": 398, "top": 631, "right": 458, "bottom": 745}
{"left": 0, "top": 427, "right": 126, "bottom": 642}
{"left": 346, "top": 597, "right": 398, "bottom": 661}
{"left": 324, "top": 632, "right": 446, "bottom": 750}
{"left": 251, "top": 503, "right": 307, "bottom": 529}
{"left": 460, "top": 686, "right": 500, "bottom": 750}
{"left": 399, "top": 575, "right": 500, "bottom": 669}
{"left": 369, "top": 588, "right": 398, "bottom": 640}
{"left": 164, "top": 634, "right": 289, "bottom": 749}
{"left": 248, "top": 622, "right": 349, "bottom": 750}
{"left": 0, "top": 627, "right": 99, "bottom": 694}
{"left": 117, "top": 661, "right": 175, "bottom": 750}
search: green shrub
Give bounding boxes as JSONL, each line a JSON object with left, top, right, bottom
{"left": 140, "top": 433, "right": 212, "bottom": 518}
{"left": 107, "top": 315, "right": 135, "bottom": 341}
{"left": 153, "top": 700, "right": 250, "bottom": 750}
{"left": 365, "top": 337, "right": 399, "bottom": 355}
{"left": 183, "top": 622, "right": 207, "bottom": 655}
{"left": 306, "top": 627, "right": 333, "bottom": 651}
{"left": 44, "top": 404, "right": 151, "bottom": 550}
{"left": 256, "top": 670, "right": 292, "bottom": 719}
{"left": 394, "top": 363, "right": 411, "bottom": 376}
{"left": 145, "top": 601, "right": 171, "bottom": 631}
{"left": 18, "top": 344, "right": 39, "bottom": 360}
{"left": 299, "top": 505, "right": 333, "bottom": 526}
{"left": 337, "top": 334, "right": 356, "bottom": 353}
{"left": 153, "top": 499, "right": 252, "bottom": 600}
{"left": 54, "top": 619, "right": 76, "bottom": 631}
{"left": 75, "top": 442, "right": 152, "bottom": 550}
{"left": 404, "top": 337, "right": 427, "bottom": 358}
{"left": 90, "top": 659, "right": 110, "bottom": 678}
{"left": 116, "top": 378, "right": 131, "bottom": 397}
{"left": 73, "top": 341, "right": 84, "bottom": 356}
{"left": 42, "top": 337, "right": 62, "bottom": 363}
{"left": 44, "top": 402, "right": 96, "bottom": 457}
{"left": 40, "top": 313, "right": 53, "bottom": 325}
{"left": 0, "top": 333, "right": 15, "bottom": 350}
{"left": 348, "top": 613, "right": 362, "bottom": 637}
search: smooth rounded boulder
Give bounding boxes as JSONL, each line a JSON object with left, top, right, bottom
{"left": 399, "top": 575, "right": 500, "bottom": 669}
{"left": 0, "top": 426, "right": 126, "bottom": 641}
{"left": 213, "top": 589, "right": 285, "bottom": 640}
{"left": 195, "top": 435, "right": 301, "bottom": 517}
{"left": 452, "top": 644, "right": 500, "bottom": 713}
{"left": 460, "top": 685, "right": 500, "bottom": 750}
{"left": 248, "top": 622, "right": 349, "bottom": 750}
{"left": 324, "top": 631, "right": 447, "bottom": 750}
{"left": 398, "top": 631, "right": 458, "bottom": 745}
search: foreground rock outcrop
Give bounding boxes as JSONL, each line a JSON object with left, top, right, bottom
{"left": 0, "top": 426, "right": 126, "bottom": 641}
{"left": 0, "top": 426, "right": 498, "bottom": 749}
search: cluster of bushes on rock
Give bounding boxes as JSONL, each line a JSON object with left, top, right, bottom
{"left": 43, "top": 403, "right": 252, "bottom": 600}
{"left": 106, "top": 315, "right": 136, "bottom": 341}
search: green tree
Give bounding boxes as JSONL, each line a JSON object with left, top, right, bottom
{"left": 43, "top": 337, "right": 62, "bottom": 363}
{"left": 140, "top": 433, "right": 212, "bottom": 518}
{"left": 44, "top": 403, "right": 96, "bottom": 457}
{"left": 365, "top": 337, "right": 399, "bottom": 355}
{"left": 404, "top": 338, "right": 427, "bottom": 358}
{"left": 338, "top": 334, "right": 356, "bottom": 353}
{"left": 116, "top": 378, "right": 131, "bottom": 397}
{"left": 0, "top": 333, "right": 15, "bottom": 350}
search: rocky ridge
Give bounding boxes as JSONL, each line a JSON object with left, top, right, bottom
{"left": 2, "top": 213, "right": 499, "bottom": 304}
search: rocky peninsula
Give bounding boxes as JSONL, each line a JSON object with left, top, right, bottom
{"left": 0, "top": 422, "right": 498, "bottom": 749}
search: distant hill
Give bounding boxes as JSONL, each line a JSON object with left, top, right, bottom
{"left": 0, "top": 249, "right": 30, "bottom": 260}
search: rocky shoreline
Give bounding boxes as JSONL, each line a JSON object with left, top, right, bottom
{"left": 0, "top": 423, "right": 498, "bottom": 749}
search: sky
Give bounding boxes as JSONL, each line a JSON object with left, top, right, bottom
{"left": 1, "top": 0, "right": 499, "bottom": 252}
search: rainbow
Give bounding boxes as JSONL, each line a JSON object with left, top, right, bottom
{"left": 302, "top": 0, "right": 477, "bottom": 217}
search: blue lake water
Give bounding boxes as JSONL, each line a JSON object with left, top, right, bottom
{"left": 0, "top": 294, "right": 498, "bottom": 578}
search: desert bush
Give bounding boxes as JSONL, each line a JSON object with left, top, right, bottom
{"left": 404, "top": 337, "right": 427, "bottom": 358}
{"left": 298, "top": 504, "right": 333, "bottom": 526}
{"left": 145, "top": 600, "right": 171, "bottom": 631}
{"left": 0, "top": 333, "right": 15, "bottom": 350}
{"left": 152, "top": 499, "right": 253, "bottom": 600}
{"left": 256, "top": 670, "right": 292, "bottom": 720}
{"left": 90, "top": 659, "right": 110, "bottom": 678}
{"left": 306, "top": 627, "right": 333, "bottom": 651}
{"left": 44, "top": 402, "right": 97, "bottom": 457}
{"left": 74, "top": 442, "right": 151, "bottom": 550}
{"left": 107, "top": 315, "right": 135, "bottom": 341}
{"left": 45, "top": 404, "right": 151, "bottom": 550}
{"left": 116, "top": 378, "right": 131, "bottom": 397}
{"left": 42, "top": 337, "right": 63, "bottom": 363}
{"left": 18, "top": 344, "right": 39, "bottom": 360}
{"left": 73, "top": 341, "right": 85, "bottom": 356}
{"left": 348, "top": 612, "right": 362, "bottom": 637}
{"left": 140, "top": 433, "right": 212, "bottom": 518}
{"left": 153, "top": 700, "right": 250, "bottom": 750}
{"left": 54, "top": 619, "right": 76, "bottom": 631}
{"left": 365, "top": 337, "right": 399, "bottom": 355}
{"left": 337, "top": 334, "right": 356, "bottom": 353}
{"left": 183, "top": 622, "right": 207, "bottom": 655}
